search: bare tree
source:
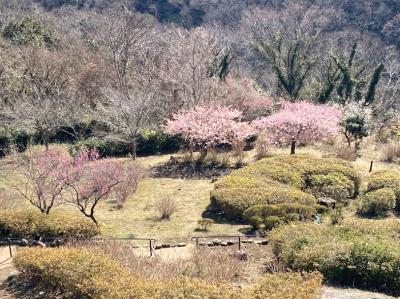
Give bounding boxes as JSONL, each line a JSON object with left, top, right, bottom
{"left": 0, "top": 47, "right": 79, "bottom": 150}
{"left": 164, "top": 27, "right": 229, "bottom": 107}
{"left": 97, "top": 11, "right": 165, "bottom": 159}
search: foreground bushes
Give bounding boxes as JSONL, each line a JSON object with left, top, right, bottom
{"left": 211, "top": 154, "right": 359, "bottom": 219}
{"left": 269, "top": 219, "right": 400, "bottom": 295}
{"left": 0, "top": 209, "right": 99, "bottom": 239}
{"left": 14, "top": 247, "right": 322, "bottom": 299}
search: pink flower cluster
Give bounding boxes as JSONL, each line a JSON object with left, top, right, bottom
{"left": 253, "top": 101, "right": 342, "bottom": 145}
{"left": 165, "top": 103, "right": 255, "bottom": 150}
{"left": 221, "top": 77, "right": 273, "bottom": 113}
{"left": 23, "top": 148, "right": 142, "bottom": 220}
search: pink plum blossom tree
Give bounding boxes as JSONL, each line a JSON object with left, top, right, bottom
{"left": 219, "top": 77, "right": 275, "bottom": 120}
{"left": 11, "top": 149, "right": 71, "bottom": 214}
{"left": 253, "top": 101, "right": 341, "bottom": 153}
{"left": 66, "top": 158, "right": 124, "bottom": 224}
{"left": 164, "top": 104, "right": 255, "bottom": 156}
{"left": 11, "top": 148, "right": 143, "bottom": 224}
{"left": 65, "top": 149, "right": 144, "bottom": 224}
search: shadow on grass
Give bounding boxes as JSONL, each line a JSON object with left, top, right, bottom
{"left": 201, "top": 204, "right": 254, "bottom": 236}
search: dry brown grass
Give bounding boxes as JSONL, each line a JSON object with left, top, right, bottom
{"left": 76, "top": 239, "right": 246, "bottom": 283}
{"left": 336, "top": 146, "right": 357, "bottom": 161}
{"left": 381, "top": 142, "right": 400, "bottom": 163}
{"left": 155, "top": 197, "right": 178, "bottom": 220}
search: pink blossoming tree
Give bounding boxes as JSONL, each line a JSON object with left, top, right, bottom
{"left": 12, "top": 149, "right": 71, "bottom": 214}
{"left": 253, "top": 101, "right": 341, "bottom": 153}
{"left": 219, "top": 77, "right": 275, "bottom": 120}
{"left": 65, "top": 149, "right": 144, "bottom": 224}
{"left": 164, "top": 104, "right": 255, "bottom": 156}
{"left": 12, "top": 148, "right": 143, "bottom": 224}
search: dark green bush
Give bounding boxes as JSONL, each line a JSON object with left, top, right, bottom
{"left": 0, "top": 130, "right": 30, "bottom": 157}
{"left": 244, "top": 203, "right": 317, "bottom": 230}
{"left": 0, "top": 131, "right": 11, "bottom": 158}
{"left": 3, "top": 17, "right": 58, "bottom": 47}
{"left": 11, "top": 129, "right": 30, "bottom": 152}
{"left": 0, "top": 209, "right": 99, "bottom": 239}
{"left": 269, "top": 219, "right": 400, "bottom": 295}
{"left": 69, "top": 131, "right": 182, "bottom": 158}
{"left": 137, "top": 129, "right": 181, "bottom": 155}
{"left": 211, "top": 154, "right": 360, "bottom": 220}
{"left": 264, "top": 216, "right": 281, "bottom": 230}
{"left": 359, "top": 188, "right": 396, "bottom": 217}
{"left": 69, "top": 137, "right": 129, "bottom": 157}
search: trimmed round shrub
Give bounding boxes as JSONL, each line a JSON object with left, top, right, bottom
{"left": 359, "top": 188, "right": 396, "bottom": 218}
{"left": 365, "top": 170, "right": 400, "bottom": 212}
{"left": 284, "top": 213, "right": 300, "bottom": 223}
{"left": 244, "top": 203, "right": 318, "bottom": 230}
{"left": 308, "top": 173, "right": 355, "bottom": 203}
{"left": 211, "top": 154, "right": 360, "bottom": 220}
{"left": 211, "top": 178, "right": 315, "bottom": 220}
{"left": 0, "top": 209, "right": 99, "bottom": 239}
{"left": 269, "top": 219, "right": 400, "bottom": 295}
{"left": 367, "top": 170, "right": 400, "bottom": 199}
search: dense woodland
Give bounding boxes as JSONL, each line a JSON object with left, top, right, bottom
{"left": 0, "top": 0, "right": 399, "bottom": 158}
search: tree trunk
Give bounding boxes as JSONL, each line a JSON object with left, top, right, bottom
{"left": 131, "top": 139, "right": 137, "bottom": 160}
{"left": 88, "top": 214, "right": 98, "bottom": 225}
{"left": 43, "top": 134, "right": 49, "bottom": 151}
{"left": 290, "top": 137, "right": 296, "bottom": 155}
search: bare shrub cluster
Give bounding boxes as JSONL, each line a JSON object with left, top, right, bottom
{"left": 77, "top": 239, "right": 244, "bottom": 283}
{"left": 381, "top": 142, "right": 400, "bottom": 163}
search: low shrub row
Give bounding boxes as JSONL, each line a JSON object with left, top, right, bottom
{"left": 14, "top": 247, "right": 323, "bottom": 299}
{"left": 211, "top": 154, "right": 360, "bottom": 219}
{"left": 0, "top": 209, "right": 99, "bottom": 239}
{"left": 69, "top": 131, "right": 181, "bottom": 157}
{"left": 243, "top": 203, "right": 326, "bottom": 230}
{"left": 0, "top": 128, "right": 182, "bottom": 158}
{"left": 359, "top": 170, "right": 400, "bottom": 217}
{"left": 0, "top": 129, "right": 30, "bottom": 157}
{"left": 269, "top": 219, "right": 400, "bottom": 295}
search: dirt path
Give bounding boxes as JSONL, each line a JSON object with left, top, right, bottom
{"left": 321, "top": 286, "right": 398, "bottom": 299}
{"left": 0, "top": 246, "right": 18, "bottom": 299}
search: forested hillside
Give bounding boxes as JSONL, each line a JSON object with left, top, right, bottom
{"left": 8, "top": 0, "right": 400, "bottom": 45}
{"left": 0, "top": 0, "right": 399, "bottom": 155}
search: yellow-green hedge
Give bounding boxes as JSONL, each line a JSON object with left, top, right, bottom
{"left": 0, "top": 209, "right": 99, "bottom": 239}
{"left": 212, "top": 178, "right": 315, "bottom": 219}
{"left": 211, "top": 154, "right": 360, "bottom": 219}
{"left": 363, "top": 170, "right": 400, "bottom": 214}
{"left": 359, "top": 188, "right": 396, "bottom": 217}
{"left": 14, "top": 247, "right": 323, "bottom": 299}
{"left": 269, "top": 219, "right": 400, "bottom": 295}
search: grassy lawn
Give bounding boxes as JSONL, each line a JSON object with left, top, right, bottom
{"left": 1, "top": 141, "right": 399, "bottom": 241}
{"left": 94, "top": 177, "right": 248, "bottom": 240}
